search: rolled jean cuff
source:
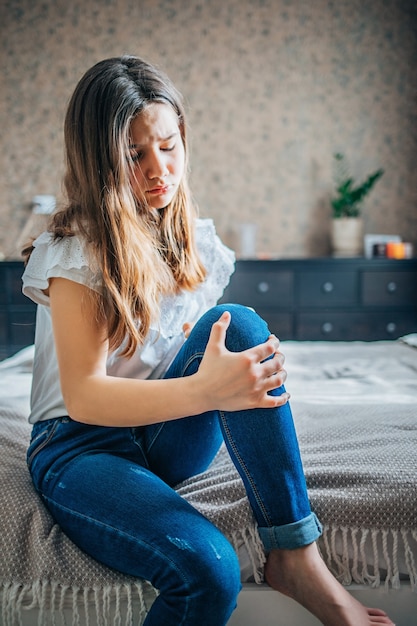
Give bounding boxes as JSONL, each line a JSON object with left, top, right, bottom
{"left": 257, "top": 512, "right": 322, "bottom": 552}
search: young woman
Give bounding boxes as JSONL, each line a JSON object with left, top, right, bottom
{"left": 23, "top": 56, "right": 393, "bottom": 626}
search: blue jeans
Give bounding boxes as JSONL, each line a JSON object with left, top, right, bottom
{"left": 27, "top": 304, "right": 321, "bottom": 626}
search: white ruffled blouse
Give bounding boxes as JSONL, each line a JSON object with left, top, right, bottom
{"left": 22, "top": 218, "right": 235, "bottom": 423}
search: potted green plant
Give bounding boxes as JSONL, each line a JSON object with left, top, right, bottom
{"left": 330, "top": 153, "right": 384, "bottom": 256}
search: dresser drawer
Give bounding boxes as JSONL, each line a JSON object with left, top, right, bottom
{"left": 368, "top": 312, "right": 417, "bottom": 338}
{"left": 7, "top": 265, "right": 27, "bottom": 304}
{"left": 0, "top": 264, "right": 26, "bottom": 304}
{"left": 297, "top": 271, "right": 357, "bottom": 307}
{"left": 362, "top": 271, "right": 417, "bottom": 307}
{"left": 253, "top": 309, "right": 293, "bottom": 339}
{"left": 221, "top": 270, "right": 293, "bottom": 308}
{"left": 296, "top": 312, "right": 368, "bottom": 340}
{"left": 9, "top": 307, "right": 37, "bottom": 349}
{"left": 0, "top": 268, "right": 6, "bottom": 305}
{"left": 0, "top": 310, "right": 7, "bottom": 349}
{"left": 297, "top": 310, "right": 417, "bottom": 340}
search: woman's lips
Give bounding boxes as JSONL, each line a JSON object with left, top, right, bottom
{"left": 147, "top": 185, "right": 170, "bottom": 195}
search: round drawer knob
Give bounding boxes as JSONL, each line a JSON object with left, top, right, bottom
{"left": 386, "top": 322, "right": 397, "bottom": 334}
{"left": 257, "top": 281, "right": 270, "bottom": 293}
{"left": 322, "top": 281, "right": 334, "bottom": 293}
{"left": 387, "top": 281, "right": 397, "bottom": 293}
{"left": 322, "top": 322, "right": 333, "bottom": 334}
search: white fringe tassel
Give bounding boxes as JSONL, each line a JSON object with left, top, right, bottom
{"left": 229, "top": 525, "right": 267, "bottom": 584}
{"left": 2, "top": 525, "right": 416, "bottom": 625}
{"left": 1, "top": 580, "right": 158, "bottom": 626}
{"left": 318, "top": 525, "right": 417, "bottom": 592}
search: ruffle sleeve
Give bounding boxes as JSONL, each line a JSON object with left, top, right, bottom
{"left": 22, "top": 231, "right": 102, "bottom": 307}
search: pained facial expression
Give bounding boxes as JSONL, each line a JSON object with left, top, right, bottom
{"left": 128, "top": 103, "right": 185, "bottom": 210}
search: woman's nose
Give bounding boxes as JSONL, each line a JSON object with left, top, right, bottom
{"left": 146, "top": 151, "right": 168, "bottom": 179}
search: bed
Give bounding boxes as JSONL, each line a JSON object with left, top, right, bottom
{"left": 1, "top": 336, "right": 417, "bottom": 626}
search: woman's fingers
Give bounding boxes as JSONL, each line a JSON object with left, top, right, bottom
{"left": 198, "top": 311, "right": 291, "bottom": 411}
{"left": 182, "top": 322, "right": 195, "bottom": 338}
{"left": 251, "top": 333, "right": 282, "bottom": 363}
{"left": 205, "top": 311, "right": 231, "bottom": 354}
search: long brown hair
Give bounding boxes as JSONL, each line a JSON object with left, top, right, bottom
{"left": 49, "top": 56, "right": 206, "bottom": 356}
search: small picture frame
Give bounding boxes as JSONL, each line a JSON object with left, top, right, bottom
{"left": 364, "top": 234, "right": 401, "bottom": 259}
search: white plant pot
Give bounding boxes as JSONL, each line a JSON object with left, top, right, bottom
{"left": 331, "top": 217, "right": 364, "bottom": 257}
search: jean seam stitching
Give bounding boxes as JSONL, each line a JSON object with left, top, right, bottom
{"left": 181, "top": 351, "right": 204, "bottom": 375}
{"left": 27, "top": 418, "right": 61, "bottom": 467}
{"left": 146, "top": 423, "right": 165, "bottom": 453}
{"left": 219, "top": 410, "right": 273, "bottom": 527}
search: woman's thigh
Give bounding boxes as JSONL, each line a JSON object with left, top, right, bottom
{"left": 142, "top": 411, "right": 224, "bottom": 487}
{"left": 39, "top": 451, "right": 239, "bottom": 594}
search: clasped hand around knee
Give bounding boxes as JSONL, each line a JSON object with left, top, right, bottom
{"left": 195, "top": 310, "right": 290, "bottom": 413}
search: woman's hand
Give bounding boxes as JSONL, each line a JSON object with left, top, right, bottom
{"left": 195, "top": 311, "right": 289, "bottom": 412}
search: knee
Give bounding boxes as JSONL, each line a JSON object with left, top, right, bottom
{"left": 187, "top": 304, "right": 270, "bottom": 360}
{"left": 211, "top": 303, "right": 270, "bottom": 352}
{"left": 159, "top": 529, "right": 241, "bottom": 622}
{"left": 190, "top": 534, "right": 242, "bottom": 617}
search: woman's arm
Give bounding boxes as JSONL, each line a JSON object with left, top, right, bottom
{"left": 49, "top": 277, "right": 288, "bottom": 427}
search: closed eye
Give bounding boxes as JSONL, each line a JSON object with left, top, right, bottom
{"left": 161, "top": 143, "right": 176, "bottom": 152}
{"left": 129, "top": 144, "right": 175, "bottom": 162}
{"left": 130, "top": 151, "right": 144, "bottom": 163}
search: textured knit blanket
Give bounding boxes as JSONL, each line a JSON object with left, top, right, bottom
{"left": 1, "top": 339, "right": 417, "bottom": 625}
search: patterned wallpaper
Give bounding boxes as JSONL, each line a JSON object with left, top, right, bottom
{"left": 1, "top": 0, "right": 416, "bottom": 259}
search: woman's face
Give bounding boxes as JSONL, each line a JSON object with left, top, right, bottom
{"left": 128, "top": 102, "right": 185, "bottom": 210}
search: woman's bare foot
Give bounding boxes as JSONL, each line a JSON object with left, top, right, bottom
{"left": 264, "top": 542, "right": 395, "bottom": 626}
